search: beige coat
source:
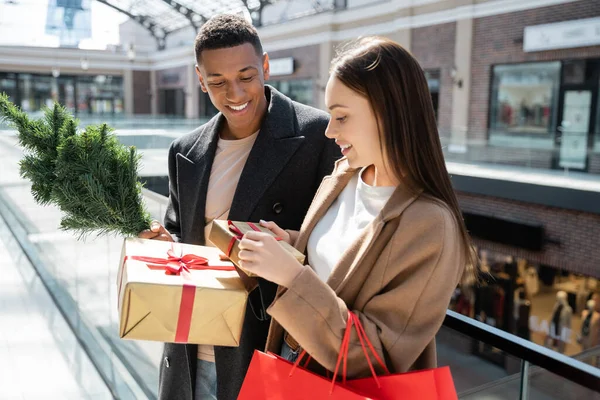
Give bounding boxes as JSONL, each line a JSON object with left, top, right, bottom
{"left": 265, "top": 158, "right": 466, "bottom": 378}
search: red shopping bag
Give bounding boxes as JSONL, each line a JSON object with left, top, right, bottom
{"left": 343, "top": 312, "right": 458, "bottom": 400}
{"left": 238, "top": 311, "right": 458, "bottom": 399}
{"left": 237, "top": 351, "right": 375, "bottom": 399}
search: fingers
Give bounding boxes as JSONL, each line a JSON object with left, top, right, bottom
{"left": 138, "top": 229, "right": 160, "bottom": 239}
{"left": 237, "top": 249, "right": 256, "bottom": 262}
{"left": 154, "top": 234, "right": 174, "bottom": 242}
{"left": 138, "top": 221, "right": 174, "bottom": 242}
{"left": 151, "top": 220, "right": 161, "bottom": 232}
{"left": 239, "top": 234, "right": 262, "bottom": 251}
{"left": 259, "top": 219, "right": 285, "bottom": 235}
{"left": 242, "top": 231, "right": 271, "bottom": 242}
{"left": 238, "top": 259, "right": 256, "bottom": 272}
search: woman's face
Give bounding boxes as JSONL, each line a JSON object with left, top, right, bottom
{"left": 324, "top": 75, "right": 383, "bottom": 170}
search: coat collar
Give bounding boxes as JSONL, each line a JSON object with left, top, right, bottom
{"left": 295, "top": 158, "right": 424, "bottom": 292}
{"left": 176, "top": 86, "right": 304, "bottom": 242}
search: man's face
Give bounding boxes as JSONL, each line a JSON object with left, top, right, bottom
{"left": 196, "top": 43, "right": 270, "bottom": 135}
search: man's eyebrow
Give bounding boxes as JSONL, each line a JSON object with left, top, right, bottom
{"left": 207, "top": 66, "right": 257, "bottom": 78}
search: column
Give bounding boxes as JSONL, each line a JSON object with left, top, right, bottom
{"left": 123, "top": 68, "right": 134, "bottom": 116}
{"left": 150, "top": 70, "right": 158, "bottom": 115}
{"left": 449, "top": 17, "right": 473, "bottom": 153}
{"left": 185, "top": 64, "right": 199, "bottom": 119}
{"left": 317, "top": 40, "right": 335, "bottom": 110}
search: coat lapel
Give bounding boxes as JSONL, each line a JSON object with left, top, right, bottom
{"left": 229, "top": 86, "right": 304, "bottom": 221}
{"left": 178, "top": 115, "right": 222, "bottom": 244}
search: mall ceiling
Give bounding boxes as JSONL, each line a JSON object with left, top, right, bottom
{"left": 94, "top": 0, "right": 275, "bottom": 49}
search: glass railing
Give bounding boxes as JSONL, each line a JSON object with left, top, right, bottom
{"left": 0, "top": 115, "right": 208, "bottom": 131}
{"left": 440, "top": 310, "right": 600, "bottom": 399}
{"left": 0, "top": 132, "right": 171, "bottom": 398}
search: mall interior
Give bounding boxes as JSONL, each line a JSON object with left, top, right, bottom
{"left": 0, "top": 0, "right": 599, "bottom": 399}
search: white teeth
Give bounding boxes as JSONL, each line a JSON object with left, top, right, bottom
{"left": 340, "top": 144, "right": 352, "bottom": 150}
{"left": 229, "top": 102, "right": 248, "bottom": 111}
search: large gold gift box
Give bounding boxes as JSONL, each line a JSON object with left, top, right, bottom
{"left": 117, "top": 238, "right": 248, "bottom": 346}
{"left": 208, "top": 220, "right": 306, "bottom": 277}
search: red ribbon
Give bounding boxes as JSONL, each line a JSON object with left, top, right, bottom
{"left": 127, "top": 248, "right": 235, "bottom": 275}
{"left": 123, "top": 246, "right": 235, "bottom": 343}
{"left": 226, "top": 221, "right": 282, "bottom": 257}
{"left": 227, "top": 220, "right": 245, "bottom": 257}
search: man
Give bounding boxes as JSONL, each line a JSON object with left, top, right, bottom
{"left": 139, "top": 13, "right": 339, "bottom": 400}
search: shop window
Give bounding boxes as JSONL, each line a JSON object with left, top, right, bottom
{"left": 159, "top": 88, "right": 185, "bottom": 116}
{"left": 269, "top": 79, "right": 313, "bottom": 106}
{"left": 489, "top": 62, "right": 560, "bottom": 136}
{"left": 18, "top": 74, "right": 54, "bottom": 113}
{"left": 0, "top": 73, "right": 18, "bottom": 105}
{"left": 76, "top": 75, "right": 124, "bottom": 116}
{"left": 425, "top": 70, "right": 440, "bottom": 122}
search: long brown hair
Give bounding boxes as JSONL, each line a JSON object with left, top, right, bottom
{"left": 331, "top": 36, "right": 478, "bottom": 283}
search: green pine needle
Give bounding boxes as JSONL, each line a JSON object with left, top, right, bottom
{"left": 0, "top": 92, "right": 152, "bottom": 238}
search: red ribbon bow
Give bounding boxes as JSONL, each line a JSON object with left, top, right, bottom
{"left": 129, "top": 248, "right": 235, "bottom": 276}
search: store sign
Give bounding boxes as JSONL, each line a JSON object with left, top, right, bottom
{"left": 524, "top": 17, "right": 600, "bottom": 52}
{"left": 269, "top": 57, "right": 294, "bottom": 77}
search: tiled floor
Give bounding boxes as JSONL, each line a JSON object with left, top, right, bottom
{"left": 0, "top": 217, "right": 112, "bottom": 399}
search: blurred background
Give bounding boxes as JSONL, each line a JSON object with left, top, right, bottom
{"left": 0, "top": 0, "right": 599, "bottom": 399}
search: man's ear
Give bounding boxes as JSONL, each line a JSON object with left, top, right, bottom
{"left": 196, "top": 65, "right": 207, "bottom": 93}
{"left": 262, "top": 52, "right": 270, "bottom": 81}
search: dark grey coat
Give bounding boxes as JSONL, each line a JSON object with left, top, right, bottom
{"left": 158, "top": 86, "right": 339, "bottom": 400}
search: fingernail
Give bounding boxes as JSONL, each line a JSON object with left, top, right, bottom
{"left": 259, "top": 219, "right": 267, "bottom": 224}
{"left": 151, "top": 221, "right": 160, "bottom": 231}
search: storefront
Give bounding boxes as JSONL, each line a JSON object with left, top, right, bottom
{"left": 0, "top": 71, "right": 124, "bottom": 116}
{"left": 451, "top": 247, "right": 599, "bottom": 364}
{"left": 266, "top": 45, "right": 319, "bottom": 107}
{"left": 488, "top": 58, "right": 600, "bottom": 172}
{"left": 156, "top": 66, "right": 187, "bottom": 117}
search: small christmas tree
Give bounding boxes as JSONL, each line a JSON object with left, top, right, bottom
{"left": 0, "top": 93, "right": 152, "bottom": 238}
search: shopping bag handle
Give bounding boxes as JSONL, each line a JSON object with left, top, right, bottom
{"left": 289, "top": 310, "right": 390, "bottom": 394}
{"left": 349, "top": 312, "right": 390, "bottom": 375}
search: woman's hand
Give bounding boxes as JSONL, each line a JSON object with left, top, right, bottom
{"left": 259, "top": 219, "right": 291, "bottom": 244}
{"left": 238, "top": 231, "right": 304, "bottom": 287}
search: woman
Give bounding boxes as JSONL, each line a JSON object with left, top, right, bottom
{"left": 237, "top": 36, "right": 477, "bottom": 378}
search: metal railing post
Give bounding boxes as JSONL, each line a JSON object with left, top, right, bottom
{"left": 519, "top": 360, "right": 530, "bottom": 400}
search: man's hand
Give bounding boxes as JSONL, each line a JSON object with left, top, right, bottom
{"left": 138, "top": 220, "right": 174, "bottom": 242}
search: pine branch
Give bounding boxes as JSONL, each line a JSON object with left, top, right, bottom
{"left": 0, "top": 93, "right": 153, "bottom": 238}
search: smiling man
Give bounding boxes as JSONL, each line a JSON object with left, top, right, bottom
{"left": 145, "top": 14, "right": 339, "bottom": 400}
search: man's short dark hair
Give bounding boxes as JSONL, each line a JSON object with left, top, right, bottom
{"left": 194, "top": 14, "right": 263, "bottom": 64}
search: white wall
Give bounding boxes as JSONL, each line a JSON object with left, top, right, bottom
{"left": 119, "top": 19, "right": 156, "bottom": 53}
